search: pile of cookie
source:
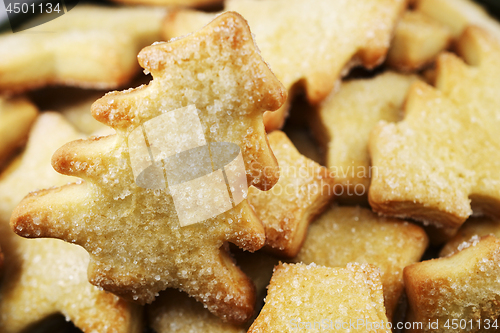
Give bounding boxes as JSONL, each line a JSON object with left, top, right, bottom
{"left": 1, "top": 0, "right": 499, "bottom": 332}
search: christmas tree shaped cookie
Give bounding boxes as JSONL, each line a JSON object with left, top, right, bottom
{"left": 11, "top": 12, "right": 286, "bottom": 324}
{"left": 370, "top": 27, "right": 500, "bottom": 229}
{"left": 164, "top": 0, "right": 407, "bottom": 130}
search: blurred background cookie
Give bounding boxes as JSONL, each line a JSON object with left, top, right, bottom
{"left": 0, "top": 5, "right": 167, "bottom": 93}
{"left": 0, "top": 96, "right": 37, "bottom": 169}
{"left": 163, "top": 0, "right": 407, "bottom": 131}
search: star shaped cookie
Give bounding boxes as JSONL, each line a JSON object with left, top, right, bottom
{"left": 0, "top": 5, "right": 166, "bottom": 93}
{"left": 148, "top": 289, "right": 246, "bottom": 333}
{"left": 405, "top": 235, "right": 500, "bottom": 332}
{"left": 247, "top": 131, "right": 335, "bottom": 257}
{"left": 11, "top": 12, "right": 286, "bottom": 324}
{"left": 313, "top": 71, "right": 419, "bottom": 204}
{"left": 0, "top": 113, "right": 140, "bottom": 333}
{"left": 416, "top": 0, "right": 500, "bottom": 40}
{"left": 148, "top": 251, "right": 278, "bottom": 333}
{"left": 388, "top": 0, "right": 500, "bottom": 72}
{"left": 387, "top": 11, "right": 451, "bottom": 71}
{"left": 369, "top": 27, "right": 500, "bottom": 229}
{"left": 294, "top": 205, "right": 429, "bottom": 319}
{"left": 163, "top": 0, "right": 407, "bottom": 130}
{"left": 0, "top": 97, "right": 38, "bottom": 167}
{"left": 248, "top": 263, "right": 390, "bottom": 333}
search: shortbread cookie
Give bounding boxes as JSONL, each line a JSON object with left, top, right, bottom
{"left": 0, "top": 113, "right": 141, "bottom": 333}
{"left": 387, "top": 11, "right": 451, "bottom": 71}
{"left": 369, "top": 27, "right": 500, "bottom": 229}
{"left": 0, "top": 5, "right": 166, "bottom": 93}
{"left": 313, "top": 72, "right": 419, "bottom": 204}
{"left": 11, "top": 12, "right": 286, "bottom": 324}
{"left": 248, "top": 262, "right": 390, "bottom": 333}
{"left": 0, "top": 97, "right": 38, "bottom": 167}
{"left": 388, "top": 0, "right": 500, "bottom": 72}
{"left": 440, "top": 217, "right": 500, "bottom": 257}
{"left": 163, "top": 0, "right": 407, "bottom": 130}
{"left": 248, "top": 131, "right": 335, "bottom": 257}
{"left": 148, "top": 289, "right": 246, "bottom": 333}
{"left": 416, "top": 0, "right": 500, "bottom": 40}
{"left": 404, "top": 235, "right": 500, "bottom": 332}
{"left": 148, "top": 251, "right": 278, "bottom": 333}
{"left": 110, "top": 0, "right": 221, "bottom": 7}
{"left": 295, "top": 205, "right": 428, "bottom": 319}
